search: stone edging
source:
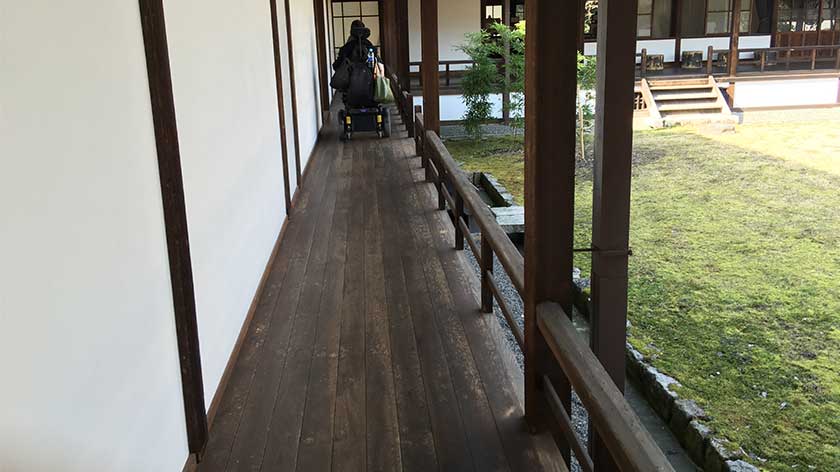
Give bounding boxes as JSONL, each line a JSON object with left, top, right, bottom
{"left": 572, "top": 283, "right": 761, "bottom": 472}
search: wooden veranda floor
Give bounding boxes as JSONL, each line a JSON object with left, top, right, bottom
{"left": 197, "top": 115, "right": 566, "bottom": 472}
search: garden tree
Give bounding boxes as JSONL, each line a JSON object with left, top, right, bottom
{"left": 459, "top": 22, "right": 596, "bottom": 166}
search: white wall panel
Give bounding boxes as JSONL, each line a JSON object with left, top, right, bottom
{"left": 0, "top": 2, "right": 188, "bottom": 471}
{"left": 164, "top": 0, "right": 288, "bottom": 406}
{"left": 288, "top": 0, "right": 324, "bottom": 173}
{"left": 734, "top": 78, "right": 840, "bottom": 108}
{"left": 409, "top": 0, "right": 480, "bottom": 66}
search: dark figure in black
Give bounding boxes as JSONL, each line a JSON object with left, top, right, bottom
{"left": 333, "top": 20, "right": 377, "bottom": 70}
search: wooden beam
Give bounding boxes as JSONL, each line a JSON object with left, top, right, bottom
{"left": 313, "top": 0, "right": 330, "bottom": 113}
{"left": 283, "top": 0, "right": 303, "bottom": 185}
{"left": 137, "top": 0, "right": 208, "bottom": 458}
{"left": 589, "top": 0, "right": 637, "bottom": 468}
{"left": 270, "top": 0, "right": 292, "bottom": 213}
{"left": 396, "top": 0, "right": 411, "bottom": 90}
{"left": 420, "top": 0, "right": 440, "bottom": 134}
{"left": 730, "top": 0, "right": 742, "bottom": 77}
{"left": 523, "top": 0, "right": 578, "bottom": 465}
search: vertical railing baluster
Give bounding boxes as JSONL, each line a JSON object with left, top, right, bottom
{"left": 480, "top": 234, "right": 493, "bottom": 313}
{"left": 811, "top": 48, "right": 817, "bottom": 70}
{"left": 454, "top": 193, "right": 464, "bottom": 250}
{"left": 707, "top": 46, "right": 714, "bottom": 74}
{"left": 760, "top": 50, "right": 766, "bottom": 71}
{"left": 640, "top": 48, "right": 647, "bottom": 78}
{"left": 437, "top": 158, "right": 445, "bottom": 211}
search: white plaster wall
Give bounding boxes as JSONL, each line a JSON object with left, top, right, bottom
{"left": 0, "top": 2, "right": 188, "bottom": 471}
{"left": 734, "top": 78, "right": 840, "bottom": 108}
{"left": 164, "top": 0, "right": 290, "bottom": 407}
{"left": 277, "top": 0, "right": 300, "bottom": 198}
{"left": 681, "top": 35, "right": 771, "bottom": 59}
{"left": 289, "top": 0, "right": 325, "bottom": 172}
{"left": 409, "top": 0, "right": 480, "bottom": 69}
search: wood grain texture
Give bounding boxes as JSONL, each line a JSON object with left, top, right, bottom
{"left": 198, "top": 113, "right": 565, "bottom": 471}
{"left": 137, "top": 0, "right": 207, "bottom": 457}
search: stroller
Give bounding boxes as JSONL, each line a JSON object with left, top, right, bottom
{"left": 331, "top": 24, "right": 391, "bottom": 141}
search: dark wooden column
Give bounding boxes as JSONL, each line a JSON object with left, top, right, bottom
{"left": 523, "top": 0, "right": 578, "bottom": 465}
{"left": 673, "top": 0, "right": 684, "bottom": 67}
{"left": 397, "top": 0, "right": 411, "bottom": 90}
{"left": 729, "top": 0, "right": 742, "bottom": 76}
{"left": 270, "top": 0, "right": 293, "bottom": 213}
{"left": 313, "top": 0, "right": 331, "bottom": 113}
{"left": 421, "top": 0, "right": 440, "bottom": 134}
{"left": 589, "top": 0, "right": 637, "bottom": 469}
{"left": 137, "top": 0, "right": 208, "bottom": 458}
{"left": 283, "top": 0, "right": 303, "bottom": 184}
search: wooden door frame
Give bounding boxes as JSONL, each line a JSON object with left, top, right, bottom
{"left": 137, "top": 0, "right": 208, "bottom": 459}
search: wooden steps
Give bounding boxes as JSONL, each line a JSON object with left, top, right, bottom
{"left": 640, "top": 76, "right": 738, "bottom": 127}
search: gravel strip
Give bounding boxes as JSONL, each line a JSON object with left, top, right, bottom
{"left": 441, "top": 123, "right": 524, "bottom": 139}
{"left": 462, "top": 236, "right": 590, "bottom": 472}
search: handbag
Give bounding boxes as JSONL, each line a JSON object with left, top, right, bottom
{"left": 374, "top": 76, "right": 395, "bottom": 103}
{"left": 330, "top": 59, "right": 351, "bottom": 90}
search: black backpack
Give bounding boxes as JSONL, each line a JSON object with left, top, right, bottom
{"left": 346, "top": 63, "right": 374, "bottom": 106}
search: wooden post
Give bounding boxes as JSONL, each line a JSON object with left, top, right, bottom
{"left": 312, "top": 0, "right": 330, "bottom": 114}
{"left": 421, "top": 0, "right": 441, "bottom": 134}
{"left": 524, "top": 0, "right": 578, "bottom": 465}
{"left": 283, "top": 0, "right": 302, "bottom": 184}
{"left": 270, "top": 0, "right": 292, "bottom": 214}
{"left": 640, "top": 48, "right": 647, "bottom": 77}
{"left": 481, "top": 234, "right": 494, "bottom": 313}
{"left": 707, "top": 45, "right": 714, "bottom": 74}
{"left": 810, "top": 48, "right": 817, "bottom": 70}
{"left": 455, "top": 193, "right": 465, "bottom": 250}
{"left": 729, "top": 0, "right": 742, "bottom": 77}
{"left": 138, "top": 0, "right": 208, "bottom": 457}
{"left": 589, "top": 0, "right": 637, "bottom": 469}
{"left": 673, "top": 0, "right": 683, "bottom": 68}
{"left": 397, "top": 0, "right": 411, "bottom": 90}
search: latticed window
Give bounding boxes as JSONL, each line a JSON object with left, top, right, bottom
{"left": 331, "top": 1, "right": 380, "bottom": 57}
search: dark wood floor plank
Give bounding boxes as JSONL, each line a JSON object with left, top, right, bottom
{"left": 407, "top": 140, "right": 566, "bottom": 472}
{"left": 261, "top": 138, "right": 346, "bottom": 471}
{"left": 331, "top": 140, "right": 369, "bottom": 472}
{"left": 199, "top": 131, "right": 336, "bottom": 472}
{"left": 389, "top": 152, "right": 476, "bottom": 471}
{"left": 223, "top": 137, "right": 337, "bottom": 472}
{"left": 391, "top": 141, "right": 511, "bottom": 472}
{"left": 380, "top": 142, "right": 439, "bottom": 472}
{"left": 364, "top": 140, "right": 403, "bottom": 472}
{"left": 200, "top": 122, "right": 567, "bottom": 472}
{"left": 295, "top": 146, "right": 352, "bottom": 472}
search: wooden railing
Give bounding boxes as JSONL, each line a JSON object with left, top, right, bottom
{"left": 388, "top": 72, "right": 414, "bottom": 138}
{"left": 735, "top": 44, "right": 840, "bottom": 74}
{"left": 409, "top": 60, "right": 475, "bottom": 86}
{"left": 636, "top": 44, "right": 840, "bottom": 79}
{"left": 411, "top": 108, "right": 675, "bottom": 472}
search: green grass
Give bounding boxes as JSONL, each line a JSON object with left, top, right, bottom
{"left": 445, "top": 125, "right": 840, "bottom": 471}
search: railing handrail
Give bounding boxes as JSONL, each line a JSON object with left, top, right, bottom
{"left": 739, "top": 44, "right": 840, "bottom": 53}
{"left": 538, "top": 302, "right": 674, "bottom": 472}
{"left": 407, "top": 107, "right": 675, "bottom": 472}
{"left": 418, "top": 119, "right": 525, "bottom": 294}
{"left": 409, "top": 59, "right": 476, "bottom": 66}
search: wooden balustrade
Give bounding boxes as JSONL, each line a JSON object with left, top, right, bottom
{"left": 410, "top": 60, "right": 478, "bottom": 86}
{"left": 409, "top": 109, "right": 674, "bottom": 472}
{"left": 736, "top": 45, "right": 840, "bottom": 75}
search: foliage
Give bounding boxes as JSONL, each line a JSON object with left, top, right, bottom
{"left": 459, "top": 22, "right": 595, "bottom": 139}
{"left": 458, "top": 30, "right": 499, "bottom": 139}
{"left": 447, "top": 123, "right": 840, "bottom": 471}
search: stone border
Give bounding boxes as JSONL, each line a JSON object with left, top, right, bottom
{"left": 573, "top": 283, "right": 761, "bottom": 472}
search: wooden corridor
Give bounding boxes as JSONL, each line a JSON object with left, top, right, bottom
{"left": 197, "top": 118, "right": 566, "bottom": 472}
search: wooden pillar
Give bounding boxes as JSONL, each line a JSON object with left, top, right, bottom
{"left": 313, "top": 0, "right": 330, "bottom": 113}
{"left": 397, "top": 0, "right": 411, "bottom": 90}
{"left": 524, "top": 0, "right": 578, "bottom": 465}
{"left": 589, "top": 0, "right": 637, "bottom": 468}
{"left": 729, "top": 0, "right": 742, "bottom": 77}
{"left": 270, "top": 0, "right": 293, "bottom": 214}
{"left": 137, "top": 0, "right": 208, "bottom": 458}
{"left": 421, "top": 0, "right": 440, "bottom": 134}
{"left": 283, "top": 0, "right": 302, "bottom": 184}
{"left": 673, "top": 0, "right": 683, "bottom": 67}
